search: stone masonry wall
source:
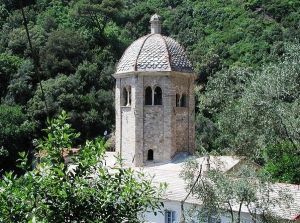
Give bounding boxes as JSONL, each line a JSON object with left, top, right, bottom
{"left": 115, "top": 78, "right": 121, "bottom": 154}
{"left": 188, "top": 77, "right": 195, "bottom": 153}
{"left": 116, "top": 77, "right": 137, "bottom": 165}
{"left": 143, "top": 106, "right": 164, "bottom": 162}
{"left": 115, "top": 72, "right": 194, "bottom": 166}
{"left": 175, "top": 108, "right": 189, "bottom": 153}
{"left": 133, "top": 74, "right": 144, "bottom": 166}
{"left": 172, "top": 74, "right": 195, "bottom": 156}
{"left": 142, "top": 75, "right": 172, "bottom": 163}
{"left": 121, "top": 106, "right": 135, "bottom": 163}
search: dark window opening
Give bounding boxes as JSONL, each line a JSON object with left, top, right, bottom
{"left": 147, "top": 149, "right": 154, "bottom": 161}
{"left": 176, "top": 94, "right": 180, "bottom": 107}
{"left": 122, "top": 88, "right": 128, "bottom": 106}
{"left": 145, "top": 87, "right": 152, "bottom": 105}
{"left": 181, "top": 93, "right": 187, "bottom": 107}
{"left": 128, "top": 86, "right": 131, "bottom": 105}
{"left": 154, "top": 86, "right": 162, "bottom": 105}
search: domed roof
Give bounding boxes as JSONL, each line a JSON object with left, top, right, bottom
{"left": 116, "top": 15, "right": 193, "bottom": 75}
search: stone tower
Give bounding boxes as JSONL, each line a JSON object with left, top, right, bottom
{"left": 113, "top": 14, "right": 195, "bottom": 167}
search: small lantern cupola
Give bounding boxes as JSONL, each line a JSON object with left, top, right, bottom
{"left": 150, "top": 13, "right": 161, "bottom": 34}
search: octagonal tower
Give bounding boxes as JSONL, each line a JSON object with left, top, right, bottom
{"left": 113, "top": 14, "right": 196, "bottom": 166}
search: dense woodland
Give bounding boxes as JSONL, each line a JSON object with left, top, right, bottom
{"left": 0, "top": 0, "right": 299, "bottom": 183}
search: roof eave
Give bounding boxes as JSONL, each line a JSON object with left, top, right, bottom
{"left": 113, "top": 70, "right": 195, "bottom": 79}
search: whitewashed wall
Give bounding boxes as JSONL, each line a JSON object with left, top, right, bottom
{"left": 141, "top": 200, "right": 181, "bottom": 223}
{"left": 141, "top": 200, "right": 259, "bottom": 223}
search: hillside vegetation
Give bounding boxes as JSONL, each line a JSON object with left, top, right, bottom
{"left": 0, "top": 0, "right": 299, "bottom": 183}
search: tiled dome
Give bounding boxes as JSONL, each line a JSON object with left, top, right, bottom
{"left": 116, "top": 33, "right": 194, "bottom": 74}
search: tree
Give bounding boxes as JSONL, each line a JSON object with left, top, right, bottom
{"left": 196, "top": 44, "right": 300, "bottom": 162}
{"left": 0, "top": 53, "right": 22, "bottom": 99}
{"left": 28, "top": 74, "right": 83, "bottom": 121}
{"left": 74, "top": 0, "right": 123, "bottom": 36}
{"left": 0, "top": 4, "right": 9, "bottom": 28}
{"left": 5, "top": 59, "right": 34, "bottom": 105}
{"left": 181, "top": 157, "right": 292, "bottom": 223}
{"left": 0, "top": 0, "right": 299, "bottom": 186}
{"left": 28, "top": 68, "right": 115, "bottom": 140}
{"left": 263, "top": 141, "right": 300, "bottom": 184}
{"left": 40, "top": 29, "right": 87, "bottom": 78}
{"left": 0, "top": 111, "right": 164, "bottom": 222}
{"left": 0, "top": 0, "right": 35, "bottom": 11}
{"left": 0, "top": 104, "right": 35, "bottom": 173}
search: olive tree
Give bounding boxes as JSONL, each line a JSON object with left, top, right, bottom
{"left": 180, "top": 157, "right": 292, "bottom": 223}
{"left": 196, "top": 44, "right": 300, "bottom": 183}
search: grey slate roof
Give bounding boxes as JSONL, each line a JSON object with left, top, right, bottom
{"left": 116, "top": 34, "right": 194, "bottom": 74}
{"left": 104, "top": 153, "right": 300, "bottom": 220}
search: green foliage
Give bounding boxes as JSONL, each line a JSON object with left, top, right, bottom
{"left": 6, "top": 27, "right": 28, "bottom": 56}
{"left": 0, "top": 104, "right": 35, "bottom": 173}
{"left": 181, "top": 158, "right": 292, "bottom": 223}
{"left": 0, "top": 111, "right": 163, "bottom": 222}
{"left": 28, "top": 74, "right": 82, "bottom": 119}
{"left": 0, "top": 0, "right": 35, "bottom": 11}
{"left": 40, "top": 29, "right": 88, "bottom": 77}
{"left": 263, "top": 142, "right": 300, "bottom": 184}
{"left": 0, "top": 53, "right": 22, "bottom": 99}
{"left": 0, "top": 4, "right": 9, "bottom": 28}
{"left": 197, "top": 44, "right": 300, "bottom": 160}
{"left": 5, "top": 59, "right": 34, "bottom": 105}
{"left": 38, "top": 110, "right": 80, "bottom": 163}
{"left": 0, "top": 0, "right": 299, "bottom": 179}
{"left": 0, "top": 146, "right": 8, "bottom": 157}
{"left": 28, "top": 69, "right": 114, "bottom": 139}
{"left": 140, "top": 0, "right": 294, "bottom": 80}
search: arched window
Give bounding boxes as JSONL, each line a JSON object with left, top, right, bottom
{"left": 128, "top": 86, "right": 131, "bottom": 106}
{"left": 122, "top": 86, "right": 131, "bottom": 106}
{"left": 181, "top": 93, "right": 187, "bottom": 107}
{"left": 122, "top": 88, "right": 128, "bottom": 106}
{"left": 147, "top": 149, "right": 154, "bottom": 161}
{"left": 145, "top": 87, "right": 152, "bottom": 105}
{"left": 176, "top": 94, "right": 181, "bottom": 107}
{"left": 154, "top": 86, "right": 162, "bottom": 105}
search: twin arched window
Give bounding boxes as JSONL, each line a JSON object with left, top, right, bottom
{"left": 145, "top": 86, "right": 162, "bottom": 105}
{"left": 181, "top": 93, "right": 187, "bottom": 107}
{"left": 145, "top": 87, "right": 152, "bottom": 105}
{"left": 176, "top": 93, "right": 187, "bottom": 107}
{"left": 122, "top": 86, "right": 131, "bottom": 106}
{"left": 176, "top": 94, "right": 180, "bottom": 107}
{"left": 154, "top": 87, "right": 162, "bottom": 105}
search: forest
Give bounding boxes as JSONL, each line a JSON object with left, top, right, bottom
{"left": 0, "top": 0, "right": 299, "bottom": 184}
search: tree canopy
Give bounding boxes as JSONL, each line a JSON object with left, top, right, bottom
{"left": 0, "top": 0, "right": 299, "bottom": 183}
{"left": 196, "top": 44, "right": 300, "bottom": 183}
{"left": 0, "top": 111, "right": 163, "bottom": 222}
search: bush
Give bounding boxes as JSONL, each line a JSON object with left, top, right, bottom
{"left": 0, "top": 111, "right": 164, "bottom": 222}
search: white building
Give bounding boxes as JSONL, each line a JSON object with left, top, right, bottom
{"left": 104, "top": 152, "right": 300, "bottom": 223}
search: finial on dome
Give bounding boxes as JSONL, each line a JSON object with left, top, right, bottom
{"left": 150, "top": 14, "right": 161, "bottom": 34}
